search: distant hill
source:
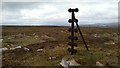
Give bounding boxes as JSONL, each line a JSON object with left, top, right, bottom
{"left": 81, "top": 22, "right": 118, "bottom": 28}
{"left": 2, "top": 22, "right": 118, "bottom": 28}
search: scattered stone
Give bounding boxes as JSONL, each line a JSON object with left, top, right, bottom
{"left": 68, "top": 58, "right": 80, "bottom": 66}
{"left": 10, "top": 44, "right": 15, "bottom": 47}
{"left": 40, "top": 40, "right": 46, "bottom": 43}
{"left": 10, "top": 48, "right": 16, "bottom": 50}
{"left": 93, "top": 34, "right": 100, "bottom": 38}
{"left": 79, "top": 58, "right": 83, "bottom": 60}
{"left": 61, "top": 30, "right": 64, "bottom": 33}
{"left": 60, "top": 57, "right": 69, "bottom": 68}
{"left": 96, "top": 61, "right": 104, "bottom": 66}
{"left": 35, "top": 35, "right": 39, "bottom": 39}
{"left": 104, "top": 41, "right": 115, "bottom": 45}
{"left": 23, "top": 47, "right": 30, "bottom": 51}
{"left": 33, "top": 33, "right": 36, "bottom": 36}
{"left": 41, "top": 35, "right": 50, "bottom": 38}
{"left": 17, "top": 33, "right": 22, "bottom": 36}
{"left": 60, "top": 57, "right": 80, "bottom": 68}
{"left": 8, "top": 37, "right": 14, "bottom": 40}
{"left": 49, "top": 56, "right": 52, "bottom": 60}
{"left": 0, "top": 47, "right": 8, "bottom": 52}
{"left": 15, "top": 46, "right": 22, "bottom": 49}
{"left": 7, "top": 45, "right": 10, "bottom": 47}
{"left": 52, "top": 56, "right": 57, "bottom": 59}
{"left": 0, "top": 39, "right": 3, "bottom": 41}
{"left": 48, "top": 56, "right": 57, "bottom": 60}
{"left": 106, "top": 53, "right": 111, "bottom": 56}
{"left": 61, "top": 30, "right": 67, "bottom": 33}
{"left": 9, "top": 46, "right": 22, "bottom": 50}
{"left": 37, "top": 49, "right": 43, "bottom": 52}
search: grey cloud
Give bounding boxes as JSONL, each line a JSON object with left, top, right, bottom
{"left": 1, "top": 1, "right": 118, "bottom": 25}
{"left": 2, "top": 0, "right": 119, "bottom": 3}
{"left": 2, "top": 2, "right": 42, "bottom": 11}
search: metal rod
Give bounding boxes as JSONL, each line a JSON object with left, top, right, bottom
{"left": 71, "top": 12, "right": 75, "bottom": 55}
{"left": 75, "top": 22, "right": 89, "bottom": 51}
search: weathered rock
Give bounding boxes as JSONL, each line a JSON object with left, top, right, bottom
{"left": 68, "top": 59, "right": 80, "bottom": 66}
{"left": 35, "top": 35, "right": 39, "bottom": 39}
{"left": 10, "top": 48, "right": 16, "bottom": 50}
{"left": 104, "top": 41, "right": 115, "bottom": 45}
{"left": 15, "top": 46, "right": 22, "bottom": 49}
{"left": 93, "top": 34, "right": 100, "bottom": 38}
{"left": 41, "top": 35, "right": 50, "bottom": 38}
{"left": 52, "top": 56, "right": 57, "bottom": 59}
{"left": 0, "top": 39, "right": 3, "bottom": 41}
{"left": 48, "top": 56, "right": 52, "bottom": 60}
{"left": 60, "top": 57, "right": 80, "bottom": 68}
{"left": 60, "top": 57, "right": 69, "bottom": 68}
{"left": 48, "top": 56, "right": 57, "bottom": 60}
{"left": 8, "top": 37, "right": 14, "bottom": 40}
{"left": 10, "top": 44, "right": 15, "bottom": 47}
{"left": 10, "top": 46, "right": 22, "bottom": 50}
{"left": 96, "top": 61, "right": 104, "bottom": 66}
{"left": 0, "top": 47, "right": 8, "bottom": 52}
{"left": 24, "top": 47, "right": 30, "bottom": 51}
{"left": 37, "top": 49, "right": 43, "bottom": 52}
{"left": 61, "top": 30, "right": 64, "bottom": 33}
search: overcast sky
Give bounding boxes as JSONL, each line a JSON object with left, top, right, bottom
{"left": 1, "top": 0, "right": 119, "bottom": 26}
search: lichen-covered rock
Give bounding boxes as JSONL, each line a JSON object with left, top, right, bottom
{"left": 60, "top": 57, "right": 80, "bottom": 68}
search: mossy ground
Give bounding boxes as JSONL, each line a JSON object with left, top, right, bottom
{"left": 2, "top": 26, "right": 118, "bottom": 66}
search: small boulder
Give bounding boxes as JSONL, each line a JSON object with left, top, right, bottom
{"left": 60, "top": 57, "right": 80, "bottom": 68}
{"left": 0, "top": 39, "right": 3, "bottom": 41}
{"left": 48, "top": 56, "right": 57, "bottom": 60}
{"left": 24, "top": 47, "right": 30, "bottom": 51}
{"left": 10, "top": 48, "right": 16, "bottom": 50}
{"left": 15, "top": 46, "right": 22, "bottom": 49}
{"left": 0, "top": 47, "right": 8, "bottom": 52}
{"left": 37, "top": 49, "right": 43, "bottom": 52}
{"left": 60, "top": 57, "right": 69, "bottom": 68}
{"left": 68, "top": 58, "right": 80, "bottom": 66}
{"left": 48, "top": 56, "right": 52, "bottom": 60}
{"left": 96, "top": 61, "right": 104, "bottom": 66}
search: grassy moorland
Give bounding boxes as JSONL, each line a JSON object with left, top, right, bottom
{"left": 2, "top": 26, "right": 118, "bottom": 67}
